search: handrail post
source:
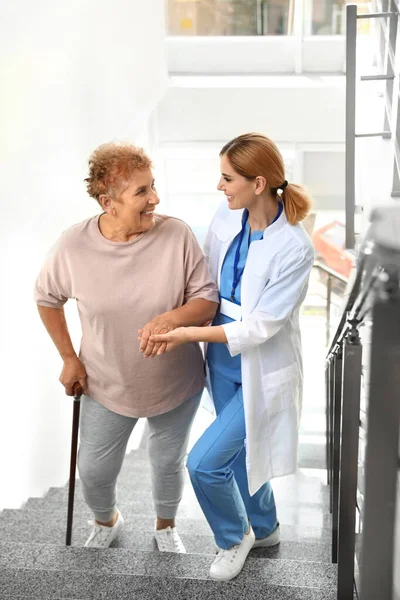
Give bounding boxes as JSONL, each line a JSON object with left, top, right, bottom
{"left": 326, "top": 273, "right": 333, "bottom": 347}
{"left": 346, "top": 4, "right": 357, "bottom": 250}
{"left": 332, "top": 345, "right": 343, "bottom": 563}
{"left": 329, "top": 357, "right": 335, "bottom": 513}
{"left": 325, "top": 359, "right": 331, "bottom": 486}
{"left": 337, "top": 325, "right": 362, "bottom": 600}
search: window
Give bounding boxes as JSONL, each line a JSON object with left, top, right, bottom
{"left": 166, "top": 0, "right": 358, "bottom": 37}
{"left": 166, "top": 0, "right": 292, "bottom": 36}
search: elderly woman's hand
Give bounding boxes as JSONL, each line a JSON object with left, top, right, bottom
{"left": 148, "top": 327, "right": 194, "bottom": 354}
{"left": 59, "top": 356, "right": 88, "bottom": 396}
{"left": 138, "top": 314, "right": 178, "bottom": 358}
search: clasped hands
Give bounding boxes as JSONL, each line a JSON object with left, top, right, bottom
{"left": 138, "top": 314, "right": 210, "bottom": 358}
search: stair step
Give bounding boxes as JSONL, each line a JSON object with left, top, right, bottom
{"left": 15, "top": 499, "right": 331, "bottom": 533}
{"left": 49, "top": 453, "right": 329, "bottom": 507}
{"left": 63, "top": 477, "right": 330, "bottom": 508}
{"left": 0, "top": 541, "right": 337, "bottom": 579}
{"left": 23, "top": 487, "right": 331, "bottom": 528}
{"left": 0, "top": 544, "right": 337, "bottom": 595}
{"left": 42, "top": 464, "right": 330, "bottom": 509}
{"left": 25, "top": 494, "right": 206, "bottom": 520}
{"left": 0, "top": 508, "right": 332, "bottom": 546}
{"left": 0, "top": 567, "right": 337, "bottom": 600}
{"left": 0, "top": 530, "right": 331, "bottom": 562}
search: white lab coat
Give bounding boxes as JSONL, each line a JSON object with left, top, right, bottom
{"left": 204, "top": 201, "right": 315, "bottom": 496}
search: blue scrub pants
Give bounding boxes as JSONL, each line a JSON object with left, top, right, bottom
{"left": 187, "top": 370, "right": 278, "bottom": 549}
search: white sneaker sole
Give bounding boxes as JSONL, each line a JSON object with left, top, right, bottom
{"left": 252, "top": 526, "right": 280, "bottom": 549}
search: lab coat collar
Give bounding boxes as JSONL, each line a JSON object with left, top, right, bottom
{"left": 219, "top": 203, "right": 288, "bottom": 243}
{"left": 262, "top": 204, "right": 287, "bottom": 238}
{"left": 238, "top": 205, "right": 288, "bottom": 239}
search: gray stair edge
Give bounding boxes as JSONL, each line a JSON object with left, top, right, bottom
{"left": 0, "top": 509, "right": 333, "bottom": 544}
{"left": 0, "top": 569, "right": 338, "bottom": 600}
{"left": 0, "top": 534, "right": 333, "bottom": 563}
{"left": 21, "top": 496, "right": 332, "bottom": 526}
{"left": 0, "top": 554, "right": 337, "bottom": 589}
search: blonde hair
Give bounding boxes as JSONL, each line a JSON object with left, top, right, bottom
{"left": 220, "top": 133, "right": 312, "bottom": 225}
{"left": 84, "top": 142, "right": 153, "bottom": 204}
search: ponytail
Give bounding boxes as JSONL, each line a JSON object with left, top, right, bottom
{"left": 281, "top": 183, "right": 312, "bottom": 225}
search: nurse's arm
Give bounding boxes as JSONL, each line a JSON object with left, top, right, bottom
{"left": 185, "top": 325, "right": 227, "bottom": 343}
{"left": 148, "top": 324, "right": 227, "bottom": 354}
{"left": 223, "top": 245, "right": 314, "bottom": 357}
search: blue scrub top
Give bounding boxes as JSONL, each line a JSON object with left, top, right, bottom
{"left": 207, "top": 204, "right": 282, "bottom": 384}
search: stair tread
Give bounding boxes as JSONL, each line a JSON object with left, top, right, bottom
{"left": 0, "top": 566, "right": 337, "bottom": 599}
{"left": 22, "top": 495, "right": 331, "bottom": 527}
{"left": 0, "top": 535, "right": 332, "bottom": 563}
{"left": 38, "top": 485, "right": 329, "bottom": 513}
{"left": 0, "top": 508, "right": 332, "bottom": 545}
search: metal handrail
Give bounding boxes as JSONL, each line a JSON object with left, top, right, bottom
{"left": 313, "top": 261, "right": 349, "bottom": 284}
{"left": 312, "top": 262, "right": 349, "bottom": 347}
{"left": 326, "top": 249, "right": 369, "bottom": 357}
{"left": 325, "top": 207, "right": 400, "bottom": 600}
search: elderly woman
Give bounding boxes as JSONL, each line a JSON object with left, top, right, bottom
{"left": 34, "top": 142, "right": 219, "bottom": 552}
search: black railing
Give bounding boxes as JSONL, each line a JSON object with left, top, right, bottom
{"left": 326, "top": 205, "right": 400, "bottom": 600}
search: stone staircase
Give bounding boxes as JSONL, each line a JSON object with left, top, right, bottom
{"left": 0, "top": 446, "right": 337, "bottom": 599}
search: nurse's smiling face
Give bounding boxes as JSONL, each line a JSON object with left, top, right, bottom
{"left": 217, "top": 155, "right": 258, "bottom": 211}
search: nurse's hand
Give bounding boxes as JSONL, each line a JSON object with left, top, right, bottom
{"left": 138, "top": 314, "right": 177, "bottom": 358}
{"left": 149, "top": 327, "right": 193, "bottom": 355}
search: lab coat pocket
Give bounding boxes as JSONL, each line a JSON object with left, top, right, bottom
{"left": 246, "top": 249, "right": 279, "bottom": 280}
{"left": 261, "top": 363, "right": 299, "bottom": 415}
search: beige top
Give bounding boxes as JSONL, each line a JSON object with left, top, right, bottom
{"left": 34, "top": 214, "right": 219, "bottom": 417}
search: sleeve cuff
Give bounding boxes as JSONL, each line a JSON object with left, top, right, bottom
{"left": 221, "top": 322, "right": 242, "bottom": 357}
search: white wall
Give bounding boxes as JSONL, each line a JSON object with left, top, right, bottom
{"left": 154, "top": 75, "right": 345, "bottom": 144}
{"left": 0, "top": 0, "right": 167, "bottom": 509}
{"left": 166, "top": 36, "right": 346, "bottom": 74}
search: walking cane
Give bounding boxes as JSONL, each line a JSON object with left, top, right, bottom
{"left": 66, "top": 382, "right": 83, "bottom": 546}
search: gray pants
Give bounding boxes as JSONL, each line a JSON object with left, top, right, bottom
{"left": 77, "top": 393, "right": 202, "bottom": 522}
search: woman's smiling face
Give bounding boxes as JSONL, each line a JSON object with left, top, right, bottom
{"left": 113, "top": 168, "right": 160, "bottom": 232}
{"left": 217, "top": 154, "right": 256, "bottom": 211}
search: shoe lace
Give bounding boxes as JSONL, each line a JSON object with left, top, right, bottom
{"left": 86, "top": 520, "right": 101, "bottom": 542}
{"left": 215, "top": 545, "right": 239, "bottom": 564}
{"left": 171, "top": 530, "right": 182, "bottom": 551}
{"left": 158, "top": 528, "right": 182, "bottom": 551}
{"left": 88, "top": 521, "right": 112, "bottom": 544}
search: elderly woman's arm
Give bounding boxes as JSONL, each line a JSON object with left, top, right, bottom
{"left": 37, "top": 305, "right": 88, "bottom": 396}
{"left": 166, "top": 298, "right": 218, "bottom": 327}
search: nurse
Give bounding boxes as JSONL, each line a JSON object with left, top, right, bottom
{"left": 141, "top": 133, "right": 315, "bottom": 581}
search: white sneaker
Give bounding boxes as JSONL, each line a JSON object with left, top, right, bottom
{"left": 84, "top": 509, "right": 124, "bottom": 548}
{"left": 209, "top": 526, "right": 255, "bottom": 582}
{"left": 154, "top": 525, "right": 186, "bottom": 553}
{"left": 252, "top": 524, "right": 280, "bottom": 548}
